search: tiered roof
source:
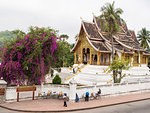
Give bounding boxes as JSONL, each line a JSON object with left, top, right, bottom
{"left": 71, "top": 14, "right": 150, "bottom": 55}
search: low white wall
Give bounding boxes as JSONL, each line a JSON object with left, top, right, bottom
{"left": 76, "top": 81, "right": 150, "bottom": 99}
{"left": 6, "top": 84, "right": 69, "bottom": 101}
{"left": 5, "top": 81, "right": 150, "bottom": 102}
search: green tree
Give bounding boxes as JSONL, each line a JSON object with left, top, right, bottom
{"left": 100, "top": 1, "right": 123, "bottom": 82}
{"left": 11, "top": 29, "right": 25, "bottom": 38}
{"left": 137, "top": 28, "right": 150, "bottom": 49}
{"left": 74, "top": 34, "right": 78, "bottom": 40}
{"left": 109, "top": 57, "right": 129, "bottom": 83}
{"left": 0, "top": 26, "right": 58, "bottom": 85}
{"left": 53, "top": 41, "right": 74, "bottom": 68}
{"left": 60, "top": 34, "right": 69, "bottom": 41}
{"left": 0, "top": 30, "right": 16, "bottom": 48}
{"left": 100, "top": 1, "right": 123, "bottom": 61}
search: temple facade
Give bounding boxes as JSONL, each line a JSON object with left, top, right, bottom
{"left": 71, "top": 15, "right": 150, "bottom": 67}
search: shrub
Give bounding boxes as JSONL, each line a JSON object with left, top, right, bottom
{"left": 57, "top": 68, "right": 61, "bottom": 72}
{"left": 52, "top": 74, "right": 61, "bottom": 84}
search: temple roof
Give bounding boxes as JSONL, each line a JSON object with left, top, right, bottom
{"left": 91, "top": 41, "right": 111, "bottom": 52}
{"left": 82, "top": 21, "right": 103, "bottom": 40}
{"left": 71, "top": 14, "right": 150, "bottom": 55}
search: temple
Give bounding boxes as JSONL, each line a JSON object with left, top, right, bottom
{"left": 71, "top": 14, "right": 150, "bottom": 67}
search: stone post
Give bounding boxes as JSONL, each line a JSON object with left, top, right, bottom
{"left": 69, "top": 79, "right": 77, "bottom": 102}
{"left": 93, "top": 82, "right": 97, "bottom": 93}
{"left": 0, "top": 79, "right": 7, "bottom": 103}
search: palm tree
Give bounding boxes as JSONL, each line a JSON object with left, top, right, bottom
{"left": 100, "top": 1, "right": 123, "bottom": 83}
{"left": 100, "top": 1, "right": 123, "bottom": 61}
{"left": 137, "top": 28, "right": 150, "bottom": 49}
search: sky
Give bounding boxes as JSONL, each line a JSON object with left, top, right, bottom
{"left": 0, "top": 0, "right": 150, "bottom": 43}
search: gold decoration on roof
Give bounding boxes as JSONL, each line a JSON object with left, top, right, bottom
{"left": 80, "top": 17, "right": 83, "bottom": 21}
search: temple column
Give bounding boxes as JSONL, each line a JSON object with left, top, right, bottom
{"left": 129, "top": 55, "right": 131, "bottom": 66}
{"left": 110, "top": 54, "right": 112, "bottom": 64}
{"left": 97, "top": 52, "right": 100, "bottom": 65}
{"left": 109, "top": 54, "right": 111, "bottom": 64}
{"left": 139, "top": 53, "right": 141, "bottom": 67}
{"left": 146, "top": 56, "right": 148, "bottom": 67}
{"left": 74, "top": 52, "right": 76, "bottom": 64}
{"left": 140, "top": 54, "right": 143, "bottom": 66}
{"left": 131, "top": 55, "right": 133, "bottom": 66}
{"left": 81, "top": 43, "right": 83, "bottom": 63}
{"left": 90, "top": 47, "right": 92, "bottom": 64}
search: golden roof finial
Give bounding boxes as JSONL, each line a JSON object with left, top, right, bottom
{"left": 80, "top": 17, "right": 83, "bottom": 21}
{"left": 92, "top": 12, "right": 95, "bottom": 16}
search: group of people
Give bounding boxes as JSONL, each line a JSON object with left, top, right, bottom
{"left": 63, "top": 88, "right": 101, "bottom": 107}
{"left": 85, "top": 88, "right": 101, "bottom": 101}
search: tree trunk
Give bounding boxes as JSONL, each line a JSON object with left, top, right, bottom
{"left": 113, "top": 70, "right": 117, "bottom": 83}
{"left": 111, "top": 34, "right": 115, "bottom": 83}
{"left": 111, "top": 34, "right": 114, "bottom": 62}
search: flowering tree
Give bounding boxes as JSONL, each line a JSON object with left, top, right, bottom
{"left": 0, "top": 27, "right": 59, "bottom": 85}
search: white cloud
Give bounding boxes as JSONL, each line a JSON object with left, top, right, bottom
{"left": 0, "top": 0, "right": 150, "bottom": 43}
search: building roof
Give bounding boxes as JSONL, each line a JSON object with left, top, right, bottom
{"left": 71, "top": 14, "right": 150, "bottom": 55}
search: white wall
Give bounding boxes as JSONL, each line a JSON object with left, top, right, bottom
{"left": 5, "top": 81, "right": 150, "bottom": 102}
{"left": 6, "top": 84, "right": 69, "bottom": 101}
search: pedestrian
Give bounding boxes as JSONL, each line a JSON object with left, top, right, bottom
{"left": 73, "top": 67, "right": 75, "bottom": 74}
{"left": 85, "top": 92, "right": 89, "bottom": 101}
{"left": 75, "top": 93, "right": 79, "bottom": 102}
{"left": 63, "top": 93, "right": 67, "bottom": 107}
{"left": 97, "top": 88, "right": 101, "bottom": 99}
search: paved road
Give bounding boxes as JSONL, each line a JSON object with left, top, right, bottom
{"left": 0, "top": 99, "right": 150, "bottom": 113}
{"left": 66, "top": 99, "right": 150, "bottom": 113}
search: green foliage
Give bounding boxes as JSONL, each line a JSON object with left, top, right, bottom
{"left": 109, "top": 57, "right": 129, "bottom": 83}
{"left": 0, "top": 26, "right": 58, "bottom": 85}
{"left": 0, "top": 30, "right": 17, "bottom": 48}
{"left": 99, "top": 1, "right": 123, "bottom": 35}
{"left": 11, "top": 29, "right": 25, "bottom": 38}
{"left": 52, "top": 74, "right": 61, "bottom": 84}
{"left": 109, "top": 57, "right": 129, "bottom": 72}
{"left": 60, "top": 34, "right": 69, "bottom": 41}
{"left": 53, "top": 41, "right": 74, "bottom": 68}
{"left": 137, "top": 28, "right": 150, "bottom": 49}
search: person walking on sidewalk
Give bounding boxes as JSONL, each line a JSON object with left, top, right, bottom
{"left": 85, "top": 92, "right": 89, "bottom": 101}
{"left": 63, "top": 93, "right": 67, "bottom": 107}
{"left": 97, "top": 88, "right": 101, "bottom": 99}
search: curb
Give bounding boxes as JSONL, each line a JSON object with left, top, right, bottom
{"left": 0, "top": 97, "right": 150, "bottom": 112}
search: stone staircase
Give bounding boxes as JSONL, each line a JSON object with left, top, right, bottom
{"left": 64, "top": 64, "right": 150, "bottom": 86}
{"left": 64, "top": 64, "right": 112, "bottom": 85}
{"left": 122, "top": 66, "right": 149, "bottom": 75}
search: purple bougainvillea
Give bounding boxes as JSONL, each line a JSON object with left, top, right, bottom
{"left": 0, "top": 27, "right": 59, "bottom": 85}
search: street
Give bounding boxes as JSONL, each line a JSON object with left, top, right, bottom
{"left": 65, "top": 99, "right": 150, "bottom": 113}
{"left": 1, "top": 99, "right": 150, "bottom": 113}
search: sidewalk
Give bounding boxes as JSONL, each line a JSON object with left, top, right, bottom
{"left": 0, "top": 92, "right": 150, "bottom": 112}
